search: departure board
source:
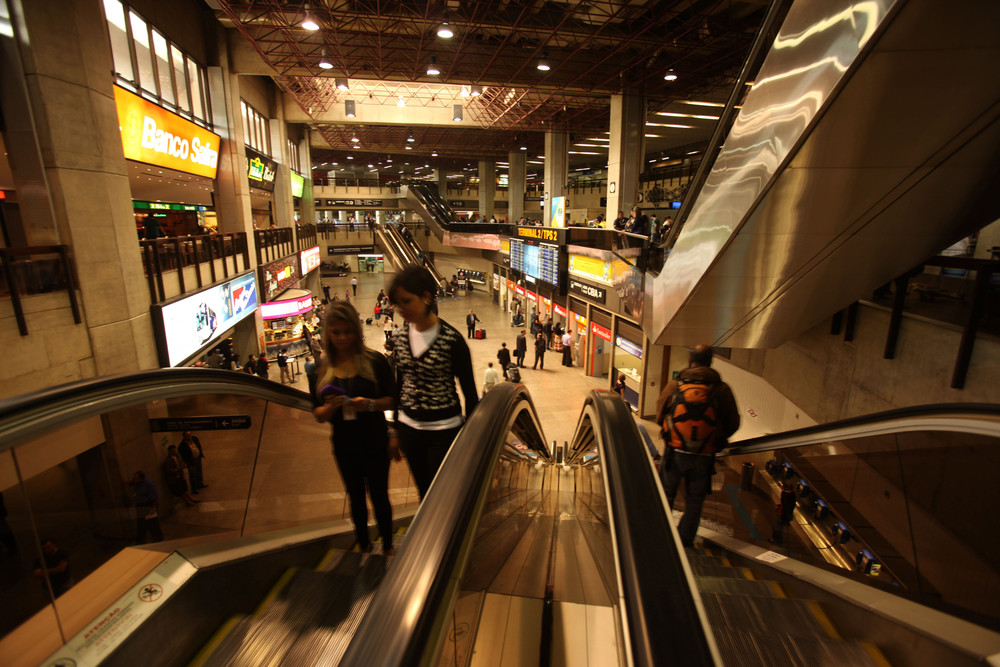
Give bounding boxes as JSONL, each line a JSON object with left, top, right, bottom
{"left": 538, "top": 243, "right": 559, "bottom": 285}
{"left": 523, "top": 244, "right": 539, "bottom": 279}
{"left": 510, "top": 239, "right": 525, "bottom": 273}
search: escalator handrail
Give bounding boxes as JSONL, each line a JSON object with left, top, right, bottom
{"left": 723, "top": 402, "right": 1000, "bottom": 457}
{"left": 0, "top": 368, "right": 312, "bottom": 452}
{"left": 340, "top": 383, "right": 549, "bottom": 666}
{"left": 573, "top": 390, "right": 720, "bottom": 667}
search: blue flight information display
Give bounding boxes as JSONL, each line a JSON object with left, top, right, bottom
{"left": 510, "top": 239, "right": 559, "bottom": 285}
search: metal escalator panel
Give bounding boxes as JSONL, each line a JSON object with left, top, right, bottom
{"left": 0, "top": 369, "right": 421, "bottom": 654}
{"left": 711, "top": 403, "right": 1000, "bottom": 630}
{"left": 374, "top": 226, "right": 410, "bottom": 271}
{"left": 650, "top": 0, "right": 1000, "bottom": 348}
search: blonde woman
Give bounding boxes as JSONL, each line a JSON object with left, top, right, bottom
{"left": 312, "top": 301, "right": 397, "bottom": 554}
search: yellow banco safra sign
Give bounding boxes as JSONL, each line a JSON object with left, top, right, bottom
{"left": 114, "top": 85, "right": 220, "bottom": 179}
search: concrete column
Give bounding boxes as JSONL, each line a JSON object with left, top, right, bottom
{"left": 269, "top": 111, "right": 293, "bottom": 228}
{"left": 436, "top": 169, "right": 449, "bottom": 197}
{"left": 543, "top": 132, "right": 569, "bottom": 225}
{"left": 508, "top": 151, "right": 526, "bottom": 222}
{"left": 478, "top": 160, "right": 496, "bottom": 220}
{"left": 6, "top": 0, "right": 158, "bottom": 376}
{"left": 209, "top": 67, "right": 254, "bottom": 235}
{"left": 606, "top": 92, "right": 646, "bottom": 222}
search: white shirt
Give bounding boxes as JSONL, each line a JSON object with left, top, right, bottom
{"left": 399, "top": 322, "right": 463, "bottom": 431}
{"left": 483, "top": 367, "right": 499, "bottom": 388}
{"left": 562, "top": 333, "right": 572, "bottom": 346}
{"left": 351, "top": 277, "right": 358, "bottom": 285}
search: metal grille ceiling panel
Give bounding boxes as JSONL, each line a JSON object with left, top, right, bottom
{"left": 210, "top": 0, "right": 768, "bottom": 161}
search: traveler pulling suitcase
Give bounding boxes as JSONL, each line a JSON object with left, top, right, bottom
{"left": 475, "top": 328, "right": 486, "bottom": 339}
{"left": 506, "top": 366, "right": 521, "bottom": 382}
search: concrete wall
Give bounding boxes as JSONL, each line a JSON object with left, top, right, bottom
{"left": 727, "top": 303, "right": 1000, "bottom": 425}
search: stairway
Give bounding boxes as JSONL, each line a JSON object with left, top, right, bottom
{"left": 688, "top": 546, "right": 890, "bottom": 666}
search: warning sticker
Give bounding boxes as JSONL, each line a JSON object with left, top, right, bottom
{"left": 756, "top": 550, "right": 787, "bottom": 563}
{"left": 43, "top": 553, "right": 196, "bottom": 667}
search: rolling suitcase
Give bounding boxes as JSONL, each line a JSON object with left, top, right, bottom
{"left": 475, "top": 328, "right": 486, "bottom": 339}
{"left": 506, "top": 366, "right": 521, "bottom": 382}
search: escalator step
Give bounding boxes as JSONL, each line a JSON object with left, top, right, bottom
{"left": 253, "top": 568, "right": 298, "bottom": 617}
{"left": 187, "top": 614, "right": 245, "bottom": 667}
{"left": 696, "top": 576, "right": 784, "bottom": 598}
{"left": 701, "top": 594, "right": 834, "bottom": 640}
{"left": 689, "top": 560, "right": 753, "bottom": 579}
{"left": 712, "top": 627, "right": 887, "bottom": 667}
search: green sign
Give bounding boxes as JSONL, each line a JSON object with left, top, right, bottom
{"left": 290, "top": 172, "right": 305, "bottom": 198}
{"left": 133, "top": 201, "right": 205, "bottom": 211}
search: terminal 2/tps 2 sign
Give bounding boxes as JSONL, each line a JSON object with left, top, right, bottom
{"left": 114, "top": 85, "right": 220, "bottom": 179}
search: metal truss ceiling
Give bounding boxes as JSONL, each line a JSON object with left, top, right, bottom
{"left": 210, "top": 0, "right": 768, "bottom": 161}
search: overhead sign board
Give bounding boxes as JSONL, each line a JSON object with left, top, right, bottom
{"left": 151, "top": 271, "right": 258, "bottom": 367}
{"left": 114, "top": 85, "right": 220, "bottom": 179}
{"left": 261, "top": 295, "right": 313, "bottom": 320}
{"left": 569, "top": 278, "right": 606, "bottom": 304}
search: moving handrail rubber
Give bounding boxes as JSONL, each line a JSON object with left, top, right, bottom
{"left": 0, "top": 368, "right": 312, "bottom": 453}
{"left": 340, "top": 383, "right": 550, "bottom": 665}
{"left": 567, "top": 390, "right": 720, "bottom": 667}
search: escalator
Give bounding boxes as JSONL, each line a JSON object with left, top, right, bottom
{"left": 402, "top": 181, "right": 458, "bottom": 243}
{"left": 373, "top": 224, "right": 411, "bottom": 272}
{"left": 4, "top": 372, "right": 1000, "bottom": 665}
{"left": 382, "top": 222, "right": 445, "bottom": 286}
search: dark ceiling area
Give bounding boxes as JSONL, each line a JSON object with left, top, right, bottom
{"left": 209, "top": 0, "right": 769, "bottom": 172}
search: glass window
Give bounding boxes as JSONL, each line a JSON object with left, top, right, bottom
{"left": 189, "top": 59, "right": 205, "bottom": 120}
{"left": 151, "top": 29, "right": 173, "bottom": 105}
{"left": 103, "top": 0, "right": 133, "bottom": 81}
{"left": 172, "top": 46, "right": 189, "bottom": 113}
{"left": 129, "top": 10, "right": 154, "bottom": 93}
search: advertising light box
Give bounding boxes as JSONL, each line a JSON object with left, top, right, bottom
{"left": 290, "top": 172, "right": 305, "bottom": 198}
{"left": 550, "top": 195, "right": 567, "bottom": 228}
{"left": 114, "top": 85, "right": 220, "bottom": 179}
{"left": 246, "top": 147, "right": 277, "bottom": 192}
{"left": 259, "top": 255, "right": 301, "bottom": 302}
{"left": 261, "top": 295, "right": 313, "bottom": 320}
{"left": 153, "top": 272, "right": 258, "bottom": 367}
{"left": 300, "top": 246, "right": 321, "bottom": 275}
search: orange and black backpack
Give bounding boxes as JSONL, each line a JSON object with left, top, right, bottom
{"left": 663, "top": 380, "right": 720, "bottom": 454}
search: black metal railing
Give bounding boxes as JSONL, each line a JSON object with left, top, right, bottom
{"left": 0, "top": 245, "right": 82, "bottom": 335}
{"left": 140, "top": 233, "right": 250, "bottom": 304}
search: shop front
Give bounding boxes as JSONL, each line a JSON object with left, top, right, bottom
{"left": 612, "top": 319, "right": 645, "bottom": 411}
{"left": 261, "top": 289, "right": 316, "bottom": 354}
{"left": 358, "top": 253, "right": 385, "bottom": 273}
{"left": 246, "top": 147, "right": 278, "bottom": 229}
{"left": 567, "top": 296, "right": 590, "bottom": 372}
{"left": 588, "top": 308, "right": 613, "bottom": 379}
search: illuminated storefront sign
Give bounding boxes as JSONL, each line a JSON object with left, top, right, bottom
{"left": 515, "top": 285, "right": 525, "bottom": 296}
{"left": 290, "top": 172, "right": 305, "bottom": 198}
{"left": 152, "top": 272, "right": 257, "bottom": 367}
{"left": 553, "top": 303, "right": 567, "bottom": 317}
{"left": 501, "top": 239, "right": 510, "bottom": 255}
{"left": 300, "top": 246, "right": 321, "bottom": 275}
{"left": 506, "top": 279, "right": 516, "bottom": 292}
{"left": 615, "top": 336, "right": 643, "bottom": 359}
{"left": 569, "top": 254, "right": 612, "bottom": 283}
{"left": 261, "top": 295, "right": 313, "bottom": 320}
{"left": 246, "top": 147, "right": 277, "bottom": 192}
{"left": 542, "top": 297, "right": 552, "bottom": 312}
{"left": 573, "top": 312, "right": 589, "bottom": 328}
{"left": 592, "top": 322, "right": 613, "bottom": 342}
{"left": 259, "top": 255, "right": 300, "bottom": 301}
{"left": 525, "top": 290, "right": 537, "bottom": 302}
{"left": 114, "top": 85, "right": 220, "bottom": 179}
{"left": 133, "top": 201, "right": 207, "bottom": 211}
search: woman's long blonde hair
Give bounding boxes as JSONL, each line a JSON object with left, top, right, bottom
{"left": 317, "top": 300, "right": 375, "bottom": 393}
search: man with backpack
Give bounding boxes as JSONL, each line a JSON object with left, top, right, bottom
{"left": 655, "top": 345, "right": 740, "bottom": 548}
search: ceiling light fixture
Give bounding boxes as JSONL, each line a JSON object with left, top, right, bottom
{"left": 427, "top": 56, "right": 440, "bottom": 76}
{"left": 335, "top": 78, "right": 349, "bottom": 91}
{"left": 345, "top": 100, "right": 356, "bottom": 117}
{"left": 397, "top": 95, "right": 405, "bottom": 107}
{"left": 520, "top": 145, "right": 527, "bottom": 150}
{"left": 453, "top": 104, "right": 463, "bottom": 121}
{"left": 318, "top": 48, "right": 333, "bottom": 70}
{"left": 536, "top": 52, "right": 551, "bottom": 72}
{"left": 437, "top": 21, "right": 454, "bottom": 39}
{"left": 407, "top": 134, "right": 415, "bottom": 143}
{"left": 405, "top": 145, "right": 412, "bottom": 150}
{"left": 470, "top": 85, "right": 482, "bottom": 97}
{"left": 301, "top": 4, "right": 319, "bottom": 31}
{"left": 664, "top": 69, "right": 678, "bottom": 81}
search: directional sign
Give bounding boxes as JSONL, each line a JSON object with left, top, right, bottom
{"left": 148, "top": 416, "right": 252, "bottom": 432}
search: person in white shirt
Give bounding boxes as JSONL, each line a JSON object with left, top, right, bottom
{"left": 350, "top": 276, "right": 358, "bottom": 296}
{"left": 383, "top": 316, "right": 395, "bottom": 341}
{"left": 561, "top": 330, "right": 574, "bottom": 367}
{"left": 483, "top": 362, "right": 500, "bottom": 393}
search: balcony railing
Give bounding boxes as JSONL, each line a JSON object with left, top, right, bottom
{"left": 0, "top": 245, "right": 81, "bottom": 335}
{"left": 139, "top": 234, "right": 250, "bottom": 303}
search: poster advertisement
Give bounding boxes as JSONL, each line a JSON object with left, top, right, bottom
{"left": 154, "top": 272, "right": 258, "bottom": 367}
{"left": 550, "top": 195, "right": 566, "bottom": 228}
